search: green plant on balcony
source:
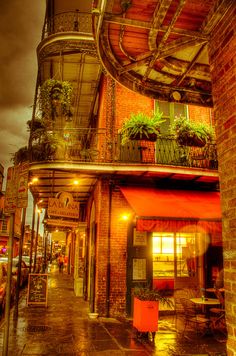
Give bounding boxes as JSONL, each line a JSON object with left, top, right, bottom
{"left": 39, "top": 78, "right": 73, "bottom": 119}
{"left": 12, "top": 118, "right": 58, "bottom": 164}
{"left": 31, "top": 133, "right": 58, "bottom": 161}
{"left": 119, "top": 111, "right": 165, "bottom": 145}
{"left": 12, "top": 146, "right": 29, "bottom": 165}
{"left": 170, "top": 116, "right": 215, "bottom": 147}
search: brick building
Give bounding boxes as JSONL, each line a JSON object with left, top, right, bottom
{"left": 25, "top": 1, "right": 235, "bottom": 354}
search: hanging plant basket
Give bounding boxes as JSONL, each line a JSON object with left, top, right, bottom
{"left": 40, "top": 78, "right": 73, "bottom": 119}
{"left": 130, "top": 132, "right": 158, "bottom": 141}
{"left": 170, "top": 116, "right": 215, "bottom": 148}
{"left": 119, "top": 111, "right": 165, "bottom": 145}
{"left": 177, "top": 135, "right": 206, "bottom": 147}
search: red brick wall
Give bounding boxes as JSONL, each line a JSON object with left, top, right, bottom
{"left": 93, "top": 180, "right": 108, "bottom": 316}
{"left": 99, "top": 75, "right": 212, "bottom": 134}
{"left": 115, "top": 84, "right": 154, "bottom": 129}
{"left": 92, "top": 179, "right": 133, "bottom": 317}
{"left": 208, "top": 5, "right": 236, "bottom": 355}
{"left": 188, "top": 105, "right": 212, "bottom": 125}
{"left": 109, "top": 188, "right": 132, "bottom": 316}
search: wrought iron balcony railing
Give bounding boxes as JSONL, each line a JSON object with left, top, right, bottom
{"left": 43, "top": 11, "right": 92, "bottom": 39}
{"left": 30, "top": 128, "right": 218, "bottom": 171}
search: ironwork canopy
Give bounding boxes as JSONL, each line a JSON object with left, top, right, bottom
{"left": 93, "top": 0, "right": 234, "bottom": 107}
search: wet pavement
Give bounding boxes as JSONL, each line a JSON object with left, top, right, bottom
{"left": 0, "top": 264, "right": 227, "bottom": 355}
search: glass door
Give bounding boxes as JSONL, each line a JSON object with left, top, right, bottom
{"left": 153, "top": 232, "right": 199, "bottom": 291}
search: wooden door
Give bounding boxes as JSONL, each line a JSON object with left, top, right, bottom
{"left": 126, "top": 224, "right": 153, "bottom": 316}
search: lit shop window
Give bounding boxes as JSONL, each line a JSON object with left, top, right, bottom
{"left": 153, "top": 233, "right": 196, "bottom": 278}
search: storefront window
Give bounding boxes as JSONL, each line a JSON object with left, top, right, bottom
{"left": 153, "top": 234, "right": 175, "bottom": 278}
{"left": 153, "top": 233, "right": 196, "bottom": 278}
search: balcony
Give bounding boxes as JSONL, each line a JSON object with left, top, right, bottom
{"left": 30, "top": 128, "right": 218, "bottom": 171}
{"left": 43, "top": 11, "right": 92, "bottom": 38}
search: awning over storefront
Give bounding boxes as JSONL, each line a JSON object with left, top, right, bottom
{"left": 120, "top": 187, "right": 222, "bottom": 233}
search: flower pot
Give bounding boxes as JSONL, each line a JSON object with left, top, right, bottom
{"left": 177, "top": 135, "right": 206, "bottom": 147}
{"left": 133, "top": 297, "right": 159, "bottom": 332}
{"left": 130, "top": 133, "right": 158, "bottom": 141}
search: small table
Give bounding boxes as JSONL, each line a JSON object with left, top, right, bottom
{"left": 190, "top": 298, "right": 220, "bottom": 335}
{"left": 190, "top": 298, "right": 220, "bottom": 306}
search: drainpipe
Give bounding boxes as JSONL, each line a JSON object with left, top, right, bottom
{"left": 14, "top": 207, "right": 26, "bottom": 316}
{"left": 3, "top": 213, "right": 14, "bottom": 356}
{"left": 29, "top": 200, "right": 36, "bottom": 273}
{"left": 106, "top": 180, "right": 113, "bottom": 317}
{"left": 33, "top": 210, "right": 41, "bottom": 272}
{"left": 43, "top": 230, "right": 48, "bottom": 273}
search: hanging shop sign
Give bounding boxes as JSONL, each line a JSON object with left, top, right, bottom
{"left": 45, "top": 218, "right": 79, "bottom": 228}
{"left": 48, "top": 192, "right": 79, "bottom": 219}
{"left": 4, "top": 166, "right": 18, "bottom": 214}
{"left": 4, "top": 163, "right": 29, "bottom": 214}
{"left": 17, "top": 162, "right": 29, "bottom": 208}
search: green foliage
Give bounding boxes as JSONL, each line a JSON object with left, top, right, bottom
{"left": 27, "top": 118, "right": 48, "bottom": 141}
{"left": 27, "top": 118, "right": 45, "bottom": 132}
{"left": 40, "top": 79, "right": 73, "bottom": 118}
{"left": 170, "top": 116, "right": 215, "bottom": 147}
{"left": 31, "top": 134, "right": 58, "bottom": 161}
{"left": 12, "top": 146, "right": 29, "bottom": 165}
{"left": 133, "top": 286, "right": 173, "bottom": 307}
{"left": 12, "top": 117, "right": 58, "bottom": 164}
{"left": 119, "top": 111, "right": 165, "bottom": 145}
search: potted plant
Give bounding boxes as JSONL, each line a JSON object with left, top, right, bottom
{"left": 39, "top": 78, "right": 73, "bottom": 119}
{"left": 133, "top": 286, "right": 173, "bottom": 339}
{"left": 119, "top": 111, "right": 165, "bottom": 145}
{"left": 12, "top": 118, "right": 58, "bottom": 164}
{"left": 170, "top": 116, "right": 215, "bottom": 147}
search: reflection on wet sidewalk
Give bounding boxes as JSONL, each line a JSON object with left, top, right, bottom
{"left": 0, "top": 264, "right": 227, "bottom": 355}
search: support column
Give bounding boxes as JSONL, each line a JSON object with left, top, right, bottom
{"left": 208, "top": 4, "right": 236, "bottom": 355}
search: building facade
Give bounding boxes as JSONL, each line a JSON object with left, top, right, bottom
{"left": 24, "top": 1, "right": 236, "bottom": 354}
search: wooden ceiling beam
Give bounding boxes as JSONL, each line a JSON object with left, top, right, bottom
{"left": 119, "top": 55, "right": 151, "bottom": 74}
{"left": 158, "top": 38, "right": 208, "bottom": 60}
{"left": 143, "top": 0, "right": 186, "bottom": 82}
{"left": 201, "top": 0, "right": 235, "bottom": 34}
{"left": 103, "top": 14, "right": 208, "bottom": 40}
{"left": 119, "top": 38, "right": 208, "bottom": 75}
{"left": 175, "top": 44, "right": 207, "bottom": 86}
{"left": 149, "top": 0, "right": 173, "bottom": 50}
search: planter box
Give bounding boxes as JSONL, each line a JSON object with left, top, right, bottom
{"left": 133, "top": 297, "right": 159, "bottom": 332}
{"left": 130, "top": 133, "right": 158, "bottom": 141}
{"left": 177, "top": 135, "right": 206, "bottom": 147}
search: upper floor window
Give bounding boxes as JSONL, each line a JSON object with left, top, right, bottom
{"left": 155, "top": 101, "right": 188, "bottom": 134}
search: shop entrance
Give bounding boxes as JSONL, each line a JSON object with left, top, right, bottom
{"left": 152, "top": 232, "right": 200, "bottom": 292}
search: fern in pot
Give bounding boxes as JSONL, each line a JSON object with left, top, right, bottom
{"left": 170, "top": 116, "right": 215, "bottom": 147}
{"left": 119, "top": 111, "right": 165, "bottom": 145}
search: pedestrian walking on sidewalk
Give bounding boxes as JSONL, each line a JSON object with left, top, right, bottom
{"left": 57, "top": 254, "right": 64, "bottom": 273}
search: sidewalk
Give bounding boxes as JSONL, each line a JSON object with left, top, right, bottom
{"left": 0, "top": 264, "right": 227, "bottom": 355}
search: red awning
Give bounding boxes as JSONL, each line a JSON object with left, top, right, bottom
{"left": 120, "top": 187, "right": 222, "bottom": 233}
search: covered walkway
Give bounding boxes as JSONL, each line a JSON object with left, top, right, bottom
{"left": 0, "top": 264, "right": 227, "bottom": 355}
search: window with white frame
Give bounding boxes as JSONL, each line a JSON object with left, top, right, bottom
{"left": 155, "top": 101, "right": 188, "bottom": 134}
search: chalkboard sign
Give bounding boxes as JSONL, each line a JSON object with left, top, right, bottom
{"left": 27, "top": 274, "right": 48, "bottom": 306}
